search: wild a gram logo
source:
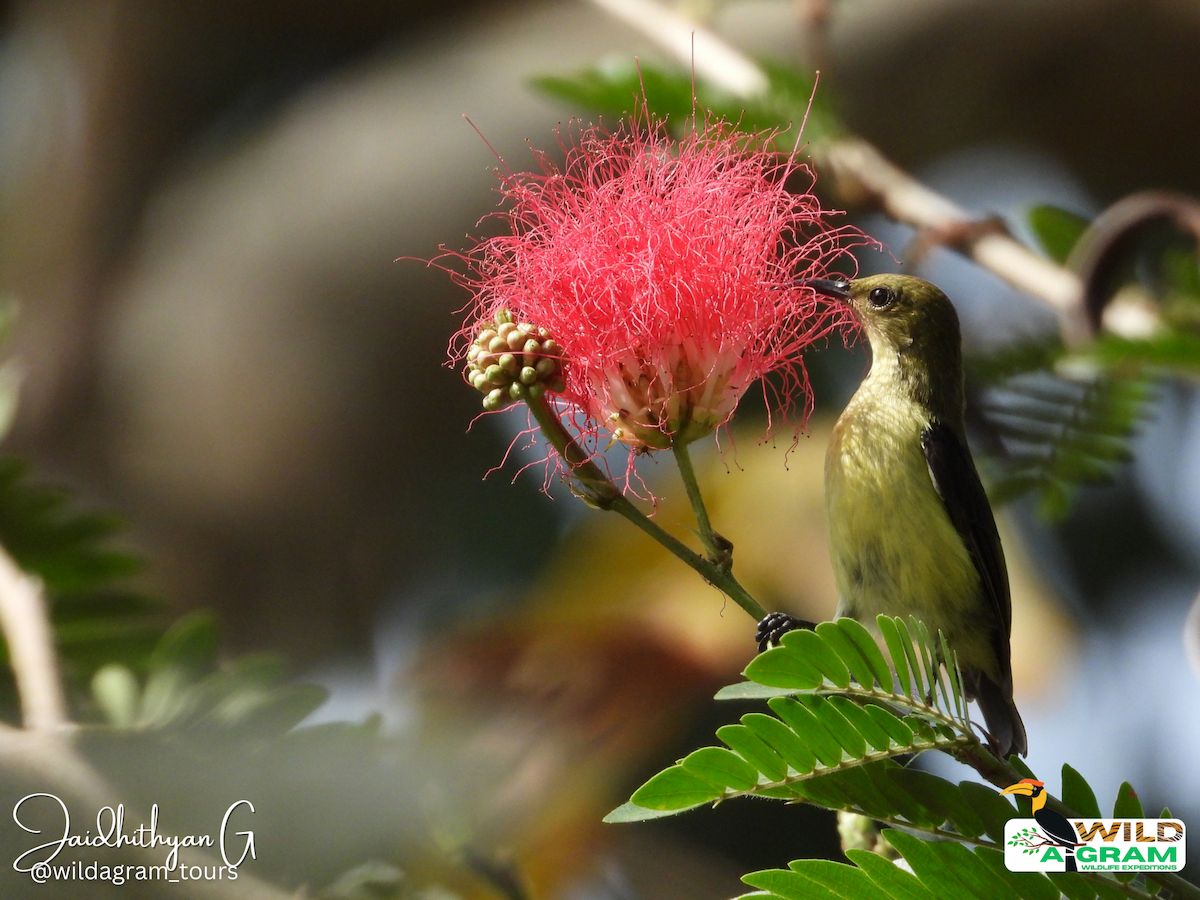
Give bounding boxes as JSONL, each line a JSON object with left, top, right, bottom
{"left": 1001, "top": 779, "right": 1185, "bottom": 873}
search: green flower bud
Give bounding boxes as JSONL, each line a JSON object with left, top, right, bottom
{"left": 508, "top": 382, "right": 525, "bottom": 400}
{"left": 520, "top": 366, "right": 538, "bottom": 385}
{"left": 535, "top": 358, "right": 557, "bottom": 377}
{"left": 499, "top": 353, "right": 519, "bottom": 374}
{"left": 485, "top": 364, "right": 504, "bottom": 383}
{"left": 488, "top": 336, "right": 508, "bottom": 353}
{"left": 527, "top": 383, "right": 545, "bottom": 400}
{"left": 483, "top": 388, "right": 507, "bottom": 411}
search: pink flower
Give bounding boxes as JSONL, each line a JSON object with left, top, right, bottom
{"left": 449, "top": 112, "right": 862, "bottom": 460}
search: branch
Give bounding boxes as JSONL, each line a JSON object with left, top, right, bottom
{"left": 585, "top": 0, "right": 1096, "bottom": 346}
{"left": 0, "top": 543, "right": 67, "bottom": 730}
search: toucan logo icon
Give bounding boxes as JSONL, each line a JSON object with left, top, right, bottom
{"left": 1001, "top": 779, "right": 1186, "bottom": 874}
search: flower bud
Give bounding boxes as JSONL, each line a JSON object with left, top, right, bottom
{"left": 461, "top": 317, "right": 571, "bottom": 411}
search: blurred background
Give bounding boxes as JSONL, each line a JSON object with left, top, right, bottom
{"left": 0, "top": 0, "right": 1198, "bottom": 897}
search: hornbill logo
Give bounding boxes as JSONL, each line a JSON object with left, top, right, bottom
{"left": 1001, "top": 779, "right": 1081, "bottom": 871}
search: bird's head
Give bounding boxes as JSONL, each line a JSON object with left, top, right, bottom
{"left": 804, "top": 274, "right": 961, "bottom": 357}
{"left": 805, "top": 274, "right": 964, "bottom": 411}
{"left": 1000, "top": 778, "right": 1048, "bottom": 813}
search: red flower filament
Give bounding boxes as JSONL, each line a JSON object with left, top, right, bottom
{"left": 450, "top": 113, "right": 861, "bottom": 463}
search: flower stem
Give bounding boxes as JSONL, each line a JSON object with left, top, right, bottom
{"left": 525, "top": 395, "right": 767, "bottom": 620}
{"left": 671, "top": 440, "right": 725, "bottom": 565}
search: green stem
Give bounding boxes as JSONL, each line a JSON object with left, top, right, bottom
{"left": 671, "top": 440, "right": 722, "bottom": 562}
{"left": 525, "top": 395, "right": 766, "bottom": 620}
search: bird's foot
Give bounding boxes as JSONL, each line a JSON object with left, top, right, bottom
{"left": 756, "top": 612, "right": 816, "bottom": 653}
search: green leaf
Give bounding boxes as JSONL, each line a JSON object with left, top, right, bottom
{"left": 630, "top": 765, "right": 721, "bottom": 810}
{"left": 893, "top": 618, "right": 926, "bottom": 703}
{"left": 718, "top": 723, "right": 789, "bottom": 782}
{"left": 1104, "top": 787, "right": 1142, "bottom": 883}
{"left": 740, "top": 713, "right": 817, "bottom": 775}
{"left": 742, "top": 868, "right": 842, "bottom": 900}
{"left": 959, "top": 782, "right": 1018, "bottom": 843}
{"left": 532, "top": 59, "right": 842, "bottom": 143}
{"left": 680, "top": 746, "right": 761, "bottom": 791}
{"left": 876, "top": 616, "right": 913, "bottom": 699}
{"left": 984, "top": 372, "right": 1152, "bottom": 520}
{"left": 744, "top": 643, "right": 825, "bottom": 690}
{"left": 603, "top": 800, "right": 703, "bottom": 822}
{"left": 906, "top": 619, "right": 944, "bottom": 710}
{"left": 863, "top": 761, "right": 944, "bottom": 829}
{"left": 837, "top": 618, "right": 894, "bottom": 693}
{"left": 885, "top": 830, "right": 984, "bottom": 900}
{"left": 800, "top": 695, "right": 867, "bottom": 760}
{"left": 802, "top": 767, "right": 893, "bottom": 821}
{"left": 769, "top": 697, "right": 845, "bottom": 767}
{"left": 1008, "top": 756, "right": 1039, "bottom": 782}
{"left": 91, "top": 664, "right": 140, "bottom": 728}
{"left": 715, "top": 681, "right": 800, "bottom": 701}
{"left": 0, "top": 458, "right": 166, "bottom": 708}
{"left": 1028, "top": 205, "right": 1090, "bottom": 264}
{"left": 925, "top": 840, "right": 1022, "bottom": 900}
{"left": 791, "top": 771, "right": 857, "bottom": 812}
{"left": 1092, "top": 330, "right": 1200, "bottom": 373}
{"left": 902, "top": 715, "right": 937, "bottom": 744}
{"left": 1112, "top": 781, "right": 1144, "bottom": 818}
{"left": 778, "top": 628, "right": 851, "bottom": 689}
{"left": 974, "top": 847, "right": 1061, "bottom": 900}
{"left": 886, "top": 768, "right": 986, "bottom": 838}
{"left": 148, "top": 611, "right": 220, "bottom": 681}
{"left": 845, "top": 849, "right": 936, "bottom": 900}
{"left": 1061, "top": 764, "right": 1102, "bottom": 818}
{"left": 937, "top": 630, "right": 968, "bottom": 722}
{"left": 786, "top": 860, "right": 892, "bottom": 900}
{"left": 1046, "top": 874, "right": 1097, "bottom": 900}
{"left": 863, "top": 704, "right": 914, "bottom": 747}
{"left": 825, "top": 697, "right": 892, "bottom": 752}
{"left": 815, "top": 620, "right": 879, "bottom": 690}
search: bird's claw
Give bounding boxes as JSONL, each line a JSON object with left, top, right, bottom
{"left": 755, "top": 612, "right": 816, "bottom": 653}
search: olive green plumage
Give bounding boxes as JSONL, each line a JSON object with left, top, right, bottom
{"left": 752, "top": 274, "right": 1029, "bottom": 756}
{"left": 828, "top": 273, "right": 1026, "bottom": 758}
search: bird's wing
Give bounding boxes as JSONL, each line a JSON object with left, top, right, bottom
{"left": 920, "top": 420, "right": 1013, "bottom": 686}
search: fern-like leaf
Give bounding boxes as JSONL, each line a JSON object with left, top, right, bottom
{"left": 0, "top": 458, "right": 165, "bottom": 715}
{"left": 982, "top": 371, "right": 1151, "bottom": 519}
{"left": 605, "top": 617, "right": 979, "bottom": 825}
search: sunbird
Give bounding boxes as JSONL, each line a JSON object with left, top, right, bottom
{"left": 757, "top": 274, "right": 1027, "bottom": 758}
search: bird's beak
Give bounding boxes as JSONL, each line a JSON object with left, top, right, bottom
{"left": 799, "top": 277, "right": 852, "bottom": 301}
{"left": 999, "top": 784, "right": 1036, "bottom": 797}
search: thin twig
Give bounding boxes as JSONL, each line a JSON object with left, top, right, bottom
{"left": 525, "top": 394, "right": 766, "bottom": 619}
{"left": 671, "top": 441, "right": 721, "bottom": 561}
{"left": 0, "top": 544, "right": 67, "bottom": 730}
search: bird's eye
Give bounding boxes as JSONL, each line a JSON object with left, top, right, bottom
{"left": 867, "top": 286, "right": 896, "bottom": 308}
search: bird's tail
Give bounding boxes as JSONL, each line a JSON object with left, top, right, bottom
{"left": 973, "top": 673, "right": 1028, "bottom": 758}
